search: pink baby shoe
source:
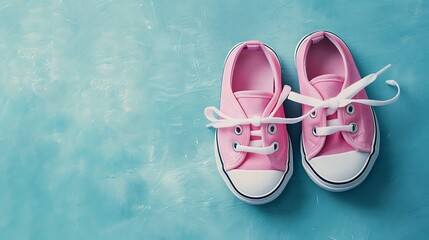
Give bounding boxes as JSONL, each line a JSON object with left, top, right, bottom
{"left": 204, "top": 41, "right": 299, "bottom": 204}
{"left": 291, "top": 31, "right": 400, "bottom": 191}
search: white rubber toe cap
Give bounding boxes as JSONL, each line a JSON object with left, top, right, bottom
{"left": 309, "top": 150, "right": 370, "bottom": 183}
{"left": 227, "top": 170, "right": 284, "bottom": 198}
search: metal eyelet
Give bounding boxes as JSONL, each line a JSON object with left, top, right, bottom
{"left": 312, "top": 126, "right": 318, "bottom": 136}
{"left": 268, "top": 124, "right": 277, "bottom": 135}
{"left": 350, "top": 122, "right": 358, "bottom": 133}
{"left": 234, "top": 126, "right": 242, "bottom": 135}
{"left": 310, "top": 110, "right": 317, "bottom": 118}
{"left": 232, "top": 141, "right": 239, "bottom": 152}
{"left": 346, "top": 104, "right": 355, "bottom": 115}
{"left": 273, "top": 142, "right": 279, "bottom": 151}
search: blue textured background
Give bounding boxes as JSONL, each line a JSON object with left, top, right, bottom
{"left": 0, "top": 0, "right": 428, "bottom": 239}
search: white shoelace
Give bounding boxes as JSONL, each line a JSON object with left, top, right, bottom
{"left": 204, "top": 86, "right": 311, "bottom": 155}
{"left": 204, "top": 64, "right": 400, "bottom": 152}
{"left": 287, "top": 64, "right": 400, "bottom": 136}
{"left": 204, "top": 86, "right": 311, "bottom": 128}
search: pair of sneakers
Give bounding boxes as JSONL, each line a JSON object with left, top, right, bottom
{"left": 204, "top": 31, "right": 400, "bottom": 204}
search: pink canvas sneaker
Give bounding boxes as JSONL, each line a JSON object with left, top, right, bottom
{"left": 204, "top": 41, "right": 302, "bottom": 204}
{"left": 292, "top": 31, "right": 400, "bottom": 191}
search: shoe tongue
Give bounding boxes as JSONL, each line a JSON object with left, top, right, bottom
{"left": 310, "top": 74, "right": 344, "bottom": 99}
{"left": 234, "top": 90, "right": 273, "bottom": 117}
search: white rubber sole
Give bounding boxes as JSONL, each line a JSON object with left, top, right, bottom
{"left": 300, "top": 112, "right": 380, "bottom": 192}
{"left": 214, "top": 132, "right": 293, "bottom": 204}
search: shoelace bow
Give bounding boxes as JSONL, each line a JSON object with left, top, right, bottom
{"left": 204, "top": 64, "right": 400, "bottom": 153}
{"left": 204, "top": 85, "right": 301, "bottom": 155}
{"left": 288, "top": 64, "right": 400, "bottom": 136}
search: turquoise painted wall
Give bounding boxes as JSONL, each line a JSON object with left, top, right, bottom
{"left": 0, "top": 0, "right": 428, "bottom": 239}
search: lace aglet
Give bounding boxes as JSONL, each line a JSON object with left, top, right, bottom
{"left": 385, "top": 79, "right": 397, "bottom": 86}
{"left": 376, "top": 64, "right": 392, "bottom": 76}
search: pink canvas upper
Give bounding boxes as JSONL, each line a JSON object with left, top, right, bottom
{"left": 217, "top": 41, "right": 290, "bottom": 171}
{"left": 296, "top": 31, "right": 375, "bottom": 160}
